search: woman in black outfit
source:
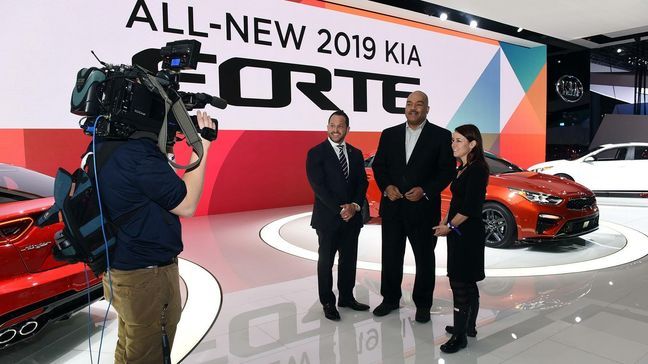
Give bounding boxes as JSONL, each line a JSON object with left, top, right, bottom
{"left": 433, "top": 124, "right": 489, "bottom": 354}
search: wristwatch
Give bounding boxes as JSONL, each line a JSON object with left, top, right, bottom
{"left": 447, "top": 222, "right": 462, "bottom": 235}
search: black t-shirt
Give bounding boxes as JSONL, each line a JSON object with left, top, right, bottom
{"left": 97, "top": 139, "right": 187, "bottom": 270}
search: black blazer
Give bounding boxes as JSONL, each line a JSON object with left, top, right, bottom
{"left": 306, "top": 140, "right": 369, "bottom": 231}
{"left": 372, "top": 121, "right": 455, "bottom": 225}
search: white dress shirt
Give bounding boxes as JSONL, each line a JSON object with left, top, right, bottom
{"left": 405, "top": 121, "right": 425, "bottom": 163}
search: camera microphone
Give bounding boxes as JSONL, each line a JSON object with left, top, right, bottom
{"left": 178, "top": 92, "right": 228, "bottom": 110}
{"left": 196, "top": 93, "right": 228, "bottom": 109}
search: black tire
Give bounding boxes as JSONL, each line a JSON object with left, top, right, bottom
{"left": 555, "top": 173, "right": 574, "bottom": 181}
{"left": 482, "top": 202, "right": 517, "bottom": 248}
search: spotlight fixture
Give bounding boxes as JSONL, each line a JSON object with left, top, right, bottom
{"left": 439, "top": 12, "right": 448, "bottom": 21}
{"left": 616, "top": 48, "right": 622, "bottom": 53}
{"left": 517, "top": 27, "right": 523, "bottom": 33}
{"left": 469, "top": 20, "right": 478, "bottom": 28}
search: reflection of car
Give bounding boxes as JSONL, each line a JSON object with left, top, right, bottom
{"left": 0, "top": 164, "right": 103, "bottom": 349}
{"left": 365, "top": 152, "right": 600, "bottom": 248}
{"left": 528, "top": 142, "right": 648, "bottom": 196}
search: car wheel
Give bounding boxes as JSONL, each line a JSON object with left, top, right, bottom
{"left": 555, "top": 173, "right": 574, "bottom": 181}
{"left": 482, "top": 202, "right": 517, "bottom": 248}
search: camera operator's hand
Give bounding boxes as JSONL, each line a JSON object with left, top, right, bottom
{"left": 196, "top": 110, "right": 215, "bottom": 147}
{"left": 171, "top": 110, "right": 214, "bottom": 218}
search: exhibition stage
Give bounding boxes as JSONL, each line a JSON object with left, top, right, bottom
{"left": 4, "top": 200, "right": 648, "bottom": 363}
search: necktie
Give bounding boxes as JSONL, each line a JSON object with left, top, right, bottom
{"left": 337, "top": 144, "right": 349, "bottom": 180}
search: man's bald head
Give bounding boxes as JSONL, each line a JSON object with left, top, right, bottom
{"left": 405, "top": 90, "right": 430, "bottom": 127}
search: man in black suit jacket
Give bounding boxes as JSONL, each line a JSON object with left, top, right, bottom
{"left": 306, "top": 110, "right": 370, "bottom": 321}
{"left": 372, "top": 91, "right": 456, "bottom": 322}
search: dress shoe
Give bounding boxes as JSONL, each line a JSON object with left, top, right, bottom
{"left": 372, "top": 302, "right": 399, "bottom": 317}
{"left": 338, "top": 299, "right": 370, "bottom": 311}
{"left": 415, "top": 308, "right": 431, "bottom": 323}
{"left": 440, "top": 334, "right": 467, "bottom": 353}
{"left": 445, "top": 325, "right": 477, "bottom": 337}
{"left": 322, "top": 303, "right": 340, "bottom": 321}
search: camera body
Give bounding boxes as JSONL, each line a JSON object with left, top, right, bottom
{"left": 43, "top": 40, "right": 222, "bottom": 275}
{"left": 71, "top": 39, "right": 215, "bottom": 142}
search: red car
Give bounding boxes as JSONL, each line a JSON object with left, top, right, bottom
{"left": 365, "top": 152, "right": 599, "bottom": 248}
{"left": 0, "top": 164, "right": 103, "bottom": 349}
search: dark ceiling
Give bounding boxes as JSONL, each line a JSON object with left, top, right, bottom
{"left": 368, "top": 0, "right": 648, "bottom": 71}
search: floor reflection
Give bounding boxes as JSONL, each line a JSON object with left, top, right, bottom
{"left": 6, "top": 203, "right": 648, "bottom": 363}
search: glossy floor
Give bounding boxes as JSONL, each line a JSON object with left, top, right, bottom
{"left": 3, "top": 199, "right": 648, "bottom": 363}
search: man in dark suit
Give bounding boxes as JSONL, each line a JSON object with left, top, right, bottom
{"left": 306, "top": 110, "right": 370, "bottom": 321}
{"left": 372, "top": 91, "right": 456, "bottom": 322}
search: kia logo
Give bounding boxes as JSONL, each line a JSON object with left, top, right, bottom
{"left": 556, "top": 75, "right": 584, "bottom": 103}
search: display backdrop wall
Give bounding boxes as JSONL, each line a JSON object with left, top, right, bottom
{"left": 0, "top": 0, "right": 546, "bottom": 215}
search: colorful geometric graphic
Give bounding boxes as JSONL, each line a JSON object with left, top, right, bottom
{"left": 447, "top": 51, "right": 501, "bottom": 133}
{"left": 430, "top": 44, "right": 546, "bottom": 168}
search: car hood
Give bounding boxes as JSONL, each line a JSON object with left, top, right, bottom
{"left": 491, "top": 171, "right": 593, "bottom": 196}
{"left": 527, "top": 159, "right": 569, "bottom": 171}
{"left": 0, "top": 197, "right": 54, "bottom": 219}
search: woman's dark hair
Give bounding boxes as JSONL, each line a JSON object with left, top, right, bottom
{"left": 455, "top": 124, "right": 489, "bottom": 173}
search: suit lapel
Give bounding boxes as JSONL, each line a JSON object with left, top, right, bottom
{"left": 397, "top": 123, "right": 407, "bottom": 167}
{"left": 346, "top": 144, "right": 360, "bottom": 181}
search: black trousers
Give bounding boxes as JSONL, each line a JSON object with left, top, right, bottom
{"left": 380, "top": 217, "right": 437, "bottom": 309}
{"left": 316, "top": 225, "right": 361, "bottom": 305}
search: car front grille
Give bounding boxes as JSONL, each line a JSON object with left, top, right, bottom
{"left": 566, "top": 196, "right": 596, "bottom": 210}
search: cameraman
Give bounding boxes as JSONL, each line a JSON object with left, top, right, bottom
{"left": 98, "top": 110, "right": 214, "bottom": 364}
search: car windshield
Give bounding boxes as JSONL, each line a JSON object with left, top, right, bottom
{"left": 485, "top": 154, "right": 523, "bottom": 174}
{"left": 570, "top": 146, "right": 604, "bottom": 160}
{"left": 0, "top": 164, "right": 54, "bottom": 204}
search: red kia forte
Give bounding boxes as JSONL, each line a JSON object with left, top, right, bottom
{"left": 364, "top": 152, "right": 599, "bottom": 248}
{"left": 0, "top": 164, "right": 103, "bottom": 349}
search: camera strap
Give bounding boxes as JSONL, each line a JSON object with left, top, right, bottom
{"left": 141, "top": 71, "right": 204, "bottom": 170}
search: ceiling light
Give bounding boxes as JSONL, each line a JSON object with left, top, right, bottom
{"left": 439, "top": 12, "right": 448, "bottom": 21}
{"left": 469, "top": 20, "right": 478, "bottom": 28}
{"left": 617, "top": 48, "right": 622, "bottom": 53}
{"left": 517, "top": 27, "right": 523, "bottom": 33}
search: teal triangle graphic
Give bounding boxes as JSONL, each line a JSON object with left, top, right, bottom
{"left": 500, "top": 43, "right": 546, "bottom": 92}
{"left": 448, "top": 51, "right": 500, "bottom": 133}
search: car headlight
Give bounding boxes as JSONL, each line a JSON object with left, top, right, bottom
{"left": 508, "top": 188, "right": 563, "bottom": 205}
{"left": 532, "top": 166, "right": 553, "bottom": 172}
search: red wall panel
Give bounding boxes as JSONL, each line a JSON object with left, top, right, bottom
{"left": 0, "top": 129, "right": 381, "bottom": 216}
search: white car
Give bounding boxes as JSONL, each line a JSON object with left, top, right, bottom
{"left": 528, "top": 142, "right": 648, "bottom": 196}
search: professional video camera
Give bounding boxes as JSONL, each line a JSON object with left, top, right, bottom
{"left": 71, "top": 39, "right": 224, "bottom": 149}
{"left": 38, "top": 40, "right": 226, "bottom": 275}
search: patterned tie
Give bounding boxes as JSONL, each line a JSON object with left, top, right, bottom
{"left": 337, "top": 144, "right": 349, "bottom": 180}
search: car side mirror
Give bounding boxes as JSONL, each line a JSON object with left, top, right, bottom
{"left": 583, "top": 156, "right": 595, "bottom": 162}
